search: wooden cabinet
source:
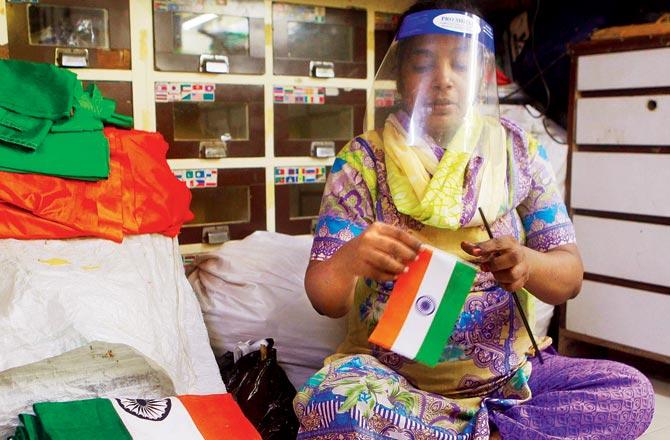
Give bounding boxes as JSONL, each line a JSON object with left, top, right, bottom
{"left": 561, "top": 36, "right": 670, "bottom": 364}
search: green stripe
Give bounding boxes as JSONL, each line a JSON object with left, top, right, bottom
{"left": 415, "top": 262, "right": 476, "bottom": 367}
{"left": 33, "top": 398, "right": 132, "bottom": 440}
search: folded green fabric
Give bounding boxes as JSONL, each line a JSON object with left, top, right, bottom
{"left": 0, "top": 130, "right": 109, "bottom": 180}
{"left": 0, "top": 59, "right": 77, "bottom": 120}
{"left": 0, "top": 107, "right": 53, "bottom": 150}
{"left": 51, "top": 83, "right": 133, "bottom": 132}
{"left": 33, "top": 399, "right": 132, "bottom": 440}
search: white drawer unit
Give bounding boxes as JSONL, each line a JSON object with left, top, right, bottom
{"left": 575, "top": 95, "right": 670, "bottom": 145}
{"left": 566, "top": 280, "right": 670, "bottom": 358}
{"left": 571, "top": 152, "right": 670, "bottom": 217}
{"left": 564, "top": 37, "right": 670, "bottom": 363}
{"left": 574, "top": 215, "right": 670, "bottom": 287}
{"left": 577, "top": 47, "right": 670, "bottom": 91}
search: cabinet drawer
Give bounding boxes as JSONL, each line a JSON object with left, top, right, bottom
{"left": 571, "top": 152, "right": 670, "bottom": 217}
{"left": 173, "top": 168, "right": 266, "bottom": 245}
{"left": 577, "top": 47, "right": 670, "bottom": 91}
{"left": 574, "top": 215, "right": 670, "bottom": 287}
{"left": 566, "top": 280, "right": 670, "bottom": 357}
{"left": 576, "top": 95, "right": 670, "bottom": 145}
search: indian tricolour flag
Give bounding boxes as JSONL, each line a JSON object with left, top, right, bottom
{"left": 369, "top": 247, "right": 477, "bottom": 367}
{"left": 23, "top": 394, "right": 260, "bottom": 440}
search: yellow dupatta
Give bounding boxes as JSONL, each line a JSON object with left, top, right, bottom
{"left": 383, "top": 112, "right": 509, "bottom": 229}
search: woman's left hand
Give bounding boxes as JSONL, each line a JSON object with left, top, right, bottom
{"left": 461, "top": 236, "right": 531, "bottom": 292}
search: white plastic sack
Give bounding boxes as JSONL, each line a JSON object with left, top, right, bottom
{"left": 188, "top": 231, "right": 347, "bottom": 389}
{"left": 0, "top": 235, "right": 225, "bottom": 395}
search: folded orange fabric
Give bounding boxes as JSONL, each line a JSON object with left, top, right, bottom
{"left": 0, "top": 128, "right": 193, "bottom": 242}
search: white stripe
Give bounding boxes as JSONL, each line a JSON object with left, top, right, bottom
{"left": 391, "top": 250, "right": 457, "bottom": 359}
{"left": 110, "top": 398, "right": 205, "bottom": 440}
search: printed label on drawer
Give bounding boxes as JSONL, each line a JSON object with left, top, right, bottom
{"left": 274, "top": 4, "right": 325, "bottom": 23}
{"left": 275, "top": 166, "right": 326, "bottom": 184}
{"left": 173, "top": 168, "right": 218, "bottom": 188}
{"left": 155, "top": 82, "right": 215, "bottom": 102}
{"left": 375, "top": 89, "right": 400, "bottom": 107}
{"left": 273, "top": 86, "right": 325, "bottom": 104}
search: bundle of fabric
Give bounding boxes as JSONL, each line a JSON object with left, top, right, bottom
{"left": 0, "top": 127, "right": 194, "bottom": 242}
{"left": 11, "top": 394, "right": 260, "bottom": 440}
{"left": 0, "top": 59, "right": 132, "bottom": 180}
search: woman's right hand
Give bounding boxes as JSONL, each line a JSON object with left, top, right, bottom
{"left": 338, "top": 222, "right": 423, "bottom": 282}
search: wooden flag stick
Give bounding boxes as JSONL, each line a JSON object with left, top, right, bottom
{"left": 478, "top": 208, "right": 545, "bottom": 364}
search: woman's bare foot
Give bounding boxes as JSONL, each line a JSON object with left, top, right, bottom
{"left": 489, "top": 432, "right": 502, "bottom": 440}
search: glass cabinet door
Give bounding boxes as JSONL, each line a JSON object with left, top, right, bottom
{"left": 174, "top": 168, "right": 266, "bottom": 244}
{"left": 156, "top": 83, "right": 264, "bottom": 159}
{"left": 273, "top": 2, "right": 366, "bottom": 78}
{"left": 153, "top": 0, "right": 265, "bottom": 74}
{"left": 274, "top": 87, "right": 365, "bottom": 157}
{"left": 6, "top": 0, "right": 131, "bottom": 69}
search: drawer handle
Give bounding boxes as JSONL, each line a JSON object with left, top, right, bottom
{"left": 647, "top": 99, "right": 657, "bottom": 111}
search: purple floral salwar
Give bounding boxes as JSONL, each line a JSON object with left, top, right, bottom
{"left": 294, "top": 118, "right": 655, "bottom": 439}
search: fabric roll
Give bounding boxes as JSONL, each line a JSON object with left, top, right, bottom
{"left": 0, "top": 128, "right": 192, "bottom": 241}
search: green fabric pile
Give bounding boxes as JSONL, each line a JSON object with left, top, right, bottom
{"left": 0, "top": 59, "right": 133, "bottom": 181}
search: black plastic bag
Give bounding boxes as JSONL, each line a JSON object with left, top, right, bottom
{"left": 217, "top": 339, "right": 299, "bottom": 440}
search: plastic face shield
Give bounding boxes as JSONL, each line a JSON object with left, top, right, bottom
{"left": 372, "top": 9, "right": 499, "bottom": 149}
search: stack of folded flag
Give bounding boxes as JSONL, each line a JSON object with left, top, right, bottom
{"left": 11, "top": 394, "right": 260, "bottom": 440}
{"left": 0, "top": 59, "right": 193, "bottom": 242}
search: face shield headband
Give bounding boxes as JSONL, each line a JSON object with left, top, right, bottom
{"left": 373, "top": 9, "right": 498, "bottom": 149}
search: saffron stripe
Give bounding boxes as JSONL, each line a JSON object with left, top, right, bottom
{"left": 368, "top": 248, "right": 432, "bottom": 349}
{"left": 178, "top": 394, "right": 260, "bottom": 440}
{"left": 414, "top": 261, "right": 476, "bottom": 366}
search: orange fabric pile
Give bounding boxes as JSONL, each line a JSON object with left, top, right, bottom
{"left": 0, "top": 128, "right": 193, "bottom": 242}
